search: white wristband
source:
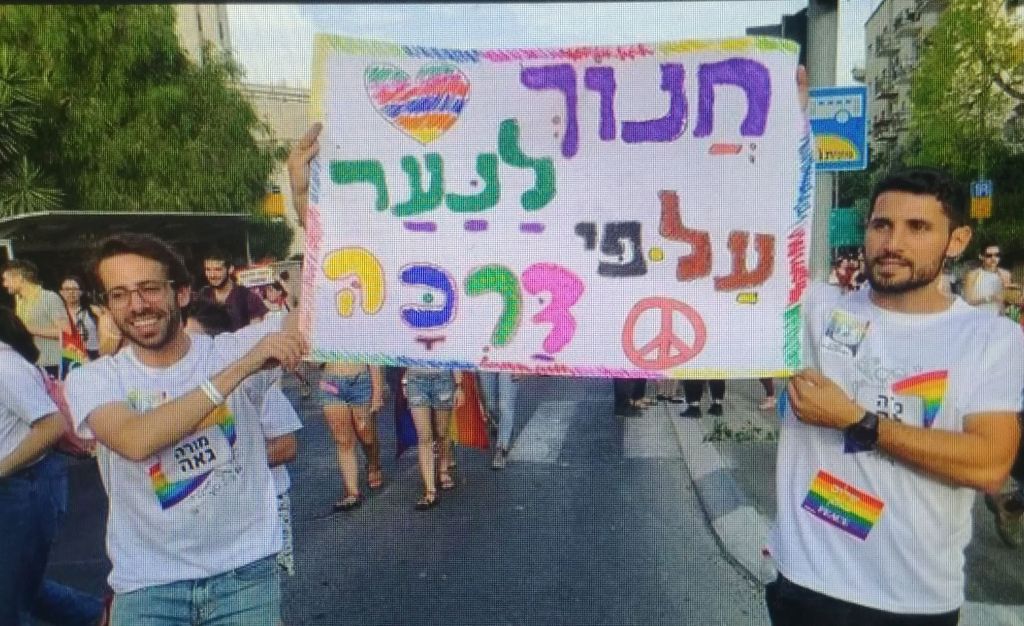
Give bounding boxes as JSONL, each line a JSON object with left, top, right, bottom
{"left": 200, "top": 379, "right": 225, "bottom": 406}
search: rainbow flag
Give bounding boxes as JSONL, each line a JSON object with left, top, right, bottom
{"left": 449, "top": 375, "right": 490, "bottom": 450}
{"left": 891, "top": 370, "right": 948, "bottom": 428}
{"left": 801, "top": 470, "right": 885, "bottom": 541}
{"left": 148, "top": 405, "right": 235, "bottom": 509}
{"left": 60, "top": 329, "right": 89, "bottom": 378}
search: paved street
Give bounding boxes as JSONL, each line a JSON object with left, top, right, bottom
{"left": 43, "top": 372, "right": 1024, "bottom": 625}
{"left": 46, "top": 372, "right": 766, "bottom": 626}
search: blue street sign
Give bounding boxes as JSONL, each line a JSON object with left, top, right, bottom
{"left": 971, "top": 179, "right": 993, "bottom": 198}
{"left": 809, "top": 86, "right": 869, "bottom": 172}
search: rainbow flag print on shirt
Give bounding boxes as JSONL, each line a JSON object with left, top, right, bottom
{"left": 891, "top": 370, "right": 948, "bottom": 428}
{"left": 148, "top": 405, "right": 237, "bottom": 510}
{"left": 801, "top": 470, "right": 885, "bottom": 541}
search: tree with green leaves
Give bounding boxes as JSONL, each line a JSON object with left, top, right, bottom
{"left": 0, "top": 46, "right": 61, "bottom": 215}
{"left": 0, "top": 6, "right": 292, "bottom": 258}
{"left": 908, "top": 0, "right": 1024, "bottom": 264}
{"left": 908, "top": 0, "right": 1022, "bottom": 175}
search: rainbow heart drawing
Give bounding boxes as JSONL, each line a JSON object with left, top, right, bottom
{"left": 365, "top": 63, "right": 470, "bottom": 144}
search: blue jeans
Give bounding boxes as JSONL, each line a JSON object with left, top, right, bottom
{"left": 315, "top": 371, "right": 373, "bottom": 406}
{"left": 477, "top": 372, "right": 519, "bottom": 449}
{"left": 34, "top": 578, "right": 104, "bottom": 626}
{"left": 111, "top": 555, "right": 280, "bottom": 626}
{"left": 0, "top": 453, "right": 72, "bottom": 626}
{"left": 405, "top": 370, "right": 456, "bottom": 410}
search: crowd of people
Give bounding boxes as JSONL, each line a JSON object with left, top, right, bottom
{"left": 3, "top": 111, "right": 1024, "bottom": 625}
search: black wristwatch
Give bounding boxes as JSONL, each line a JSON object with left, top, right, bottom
{"left": 844, "top": 411, "right": 880, "bottom": 452}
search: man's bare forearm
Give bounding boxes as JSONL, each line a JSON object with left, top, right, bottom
{"left": 0, "top": 413, "right": 64, "bottom": 477}
{"left": 93, "top": 358, "right": 259, "bottom": 461}
{"left": 878, "top": 414, "right": 1019, "bottom": 493}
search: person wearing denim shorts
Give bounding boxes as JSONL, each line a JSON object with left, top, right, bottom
{"left": 403, "top": 367, "right": 464, "bottom": 509}
{"left": 316, "top": 363, "right": 384, "bottom": 511}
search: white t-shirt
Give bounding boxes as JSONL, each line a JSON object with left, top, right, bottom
{"left": 770, "top": 285, "right": 1024, "bottom": 613}
{"left": 968, "top": 269, "right": 1004, "bottom": 315}
{"left": 65, "top": 319, "right": 283, "bottom": 594}
{"left": 0, "top": 344, "right": 57, "bottom": 463}
{"left": 259, "top": 382, "right": 302, "bottom": 496}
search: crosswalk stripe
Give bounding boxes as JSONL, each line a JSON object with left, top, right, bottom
{"left": 508, "top": 401, "right": 578, "bottom": 463}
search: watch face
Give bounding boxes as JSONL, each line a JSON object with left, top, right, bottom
{"left": 844, "top": 413, "right": 878, "bottom": 454}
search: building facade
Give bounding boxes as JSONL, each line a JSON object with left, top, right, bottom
{"left": 175, "top": 4, "right": 309, "bottom": 256}
{"left": 174, "top": 5, "right": 233, "bottom": 64}
{"left": 864, "top": 0, "right": 945, "bottom": 162}
{"left": 239, "top": 82, "right": 310, "bottom": 256}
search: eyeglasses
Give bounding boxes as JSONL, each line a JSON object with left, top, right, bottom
{"left": 984, "top": 253, "right": 1001, "bottom": 258}
{"left": 99, "top": 280, "right": 174, "bottom": 309}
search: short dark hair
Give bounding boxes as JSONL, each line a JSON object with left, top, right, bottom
{"left": 89, "top": 233, "right": 191, "bottom": 291}
{"left": 0, "top": 306, "right": 40, "bottom": 363}
{"left": 980, "top": 242, "right": 1001, "bottom": 253}
{"left": 869, "top": 167, "right": 967, "bottom": 229}
{"left": 184, "top": 299, "right": 232, "bottom": 336}
{"left": 202, "top": 248, "right": 233, "bottom": 268}
{"left": 2, "top": 259, "right": 39, "bottom": 283}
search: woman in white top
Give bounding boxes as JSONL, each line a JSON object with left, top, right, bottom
{"left": 0, "top": 306, "right": 104, "bottom": 625}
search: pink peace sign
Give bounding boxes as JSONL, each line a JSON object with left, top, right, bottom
{"left": 621, "top": 297, "right": 707, "bottom": 370}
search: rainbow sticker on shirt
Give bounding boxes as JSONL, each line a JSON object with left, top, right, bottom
{"left": 801, "top": 470, "right": 885, "bottom": 541}
{"left": 891, "top": 370, "right": 948, "bottom": 428}
{"left": 148, "top": 405, "right": 236, "bottom": 510}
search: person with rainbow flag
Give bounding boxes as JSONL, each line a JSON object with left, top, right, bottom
{"left": 767, "top": 168, "right": 1024, "bottom": 625}
{"left": 63, "top": 233, "right": 307, "bottom": 626}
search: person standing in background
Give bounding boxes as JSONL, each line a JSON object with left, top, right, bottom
{"left": 3, "top": 260, "right": 67, "bottom": 378}
{"left": 963, "top": 243, "right": 1013, "bottom": 316}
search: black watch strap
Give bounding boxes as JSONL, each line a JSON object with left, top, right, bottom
{"left": 844, "top": 411, "right": 880, "bottom": 452}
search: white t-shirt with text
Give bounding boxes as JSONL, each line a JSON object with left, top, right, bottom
{"left": 770, "top": 286, "right": 1024, "bottom": 613}
{"left": 65, "top": 319, "right": 283, "bottom": 593}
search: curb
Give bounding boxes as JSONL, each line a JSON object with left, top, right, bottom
{"left": 662, "top": 389, "right": 1024, "bottom": 625}
{"left": 664, "top": 401, "right": 776, "bottom": 585}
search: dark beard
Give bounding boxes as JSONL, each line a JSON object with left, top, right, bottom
{"left": 865, "top": 255, "right": 943, "bottom": 295}
{"left": 118, "top": 306, "right": 183, "bottom": 351}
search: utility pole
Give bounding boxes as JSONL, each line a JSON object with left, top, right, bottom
{"left": 806, "top": 0, "right": 839, "bottom": 282}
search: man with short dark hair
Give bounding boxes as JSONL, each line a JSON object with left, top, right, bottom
{"left": 64, "top": 232, "right": 305, "bottom": 625}
{"left": 2, "top": 259, "right": 67, "bottom": 378}
{"left": 768, "top": 167, "right": 1024, "bottom": 625}
{"left": 197, "top": 249, "right": 267, "bottom": 331}
{"left": 963, "top": 242, "right": 1013, "bottom": 316}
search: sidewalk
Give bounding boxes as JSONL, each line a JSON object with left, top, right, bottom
{"left": 660, "top": 379, "right": 1024, "bottom": 626}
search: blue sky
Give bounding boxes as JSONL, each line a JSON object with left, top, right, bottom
{"left": 227, "top": 2, "right": 880, "bottom": 89}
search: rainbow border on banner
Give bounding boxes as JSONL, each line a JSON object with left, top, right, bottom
{"left": 306, "top": 34, "right": 812, "bottom": 379}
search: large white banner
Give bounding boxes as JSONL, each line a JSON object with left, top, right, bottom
{"left": 302, "top": 35, "right": 813, "bottom": 379}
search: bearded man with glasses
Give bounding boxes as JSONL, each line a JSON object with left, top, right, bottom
{"left": 64, "top": 232, "right": 306, "bottom": 626}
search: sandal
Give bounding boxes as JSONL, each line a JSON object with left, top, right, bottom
{"left": 332, "top": 493, "right": 362, "bottom": 512}
{"left": 415, "top": 491, "right": 439, "bottom": 510}
{"left": 367, "top": 467, "right": 384, "bottom": 490}
{"left": 438, "top": 469, "right": 455, "bottom": 491}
